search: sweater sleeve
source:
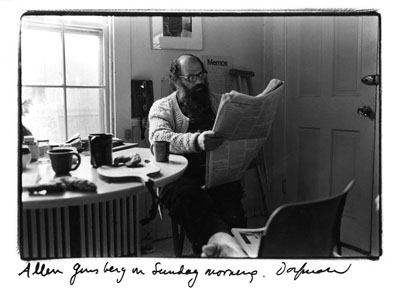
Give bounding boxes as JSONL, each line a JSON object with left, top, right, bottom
{"left": 148, "top": 97, "right": 201, "bottom": 154}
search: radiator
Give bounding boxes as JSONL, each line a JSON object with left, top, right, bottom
{"left": 21, "top": 196, "right": 136, "bottom": 259}
{"left": 21, "top": 207, "right": 71, "bottom": 259}
{"left": 78, "top": 195, "right": 136, "bottom": 258}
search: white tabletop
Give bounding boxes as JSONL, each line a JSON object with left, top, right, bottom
{"left": 21, "top": 147, "right": 188, "bottom": 210}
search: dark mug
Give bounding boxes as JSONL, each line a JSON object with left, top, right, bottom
{"left": 89, "top": 133, "right": 113, "bottom": 168}
{"left": 48, "top": 148, "right": 81, "bottom": 175}
{"left": 150, "top": 141, "right": 170, "bottom": 162}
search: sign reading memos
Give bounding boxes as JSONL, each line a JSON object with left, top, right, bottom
{"left": 202, "top": 55, "right": 233, "bottom": 93}
{"left": 206, "top": 58, "right": 229, "bottom": 67}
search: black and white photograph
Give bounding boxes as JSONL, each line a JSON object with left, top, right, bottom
{"left": 18, "top": 11, "right": 380, "bottom": 260}
{"left": 151, "top": 16, "right": 202, "bottom": 50}
{"left": 162, "top": 16, "right": 192, "bottom": 37}
{"left": 1, "top": 1, "right": 393, "bottom": 299}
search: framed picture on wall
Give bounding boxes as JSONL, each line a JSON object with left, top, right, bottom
{"left": 150, "top": 16, "right": 203, "bottom": 50}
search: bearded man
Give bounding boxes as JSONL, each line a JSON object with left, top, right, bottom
{"left": 148, "top": 54, "right": 247, "bottom": 257}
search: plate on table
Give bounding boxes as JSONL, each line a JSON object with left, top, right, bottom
{"left": 97, "top": 161, "right": 161, "bottom": 183}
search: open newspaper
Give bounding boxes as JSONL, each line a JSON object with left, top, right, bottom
{"left": 205, "top": 79, "right": 284, "bottom": 188}
{"left": 231, "top": 226, "right": 266, "bottom": 258}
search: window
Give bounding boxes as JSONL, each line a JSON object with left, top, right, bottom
{"left": 21, "top": 15, "right": 112, "bottom": 142}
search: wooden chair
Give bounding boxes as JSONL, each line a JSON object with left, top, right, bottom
{"left": 257, "top": 180, "right": 355, "bottom": 258}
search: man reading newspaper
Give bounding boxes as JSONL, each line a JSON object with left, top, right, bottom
{"left": 149, "top": 54, "right": 283, "bottom": 257}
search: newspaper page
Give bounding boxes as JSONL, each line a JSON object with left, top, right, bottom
{"left": 205, "top": 79, "right": 284, "bottom": 188}
{"left": 231, "top": 226, "right": 267, "bottom": 258}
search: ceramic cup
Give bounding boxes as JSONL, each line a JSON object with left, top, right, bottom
{"left": 48, "top": 148, "right": 81, "bottom": 175}
{"left": 150, "top": 141, "right": 170, "bottom": 162}
{"left": 88, "top": 133, "right": 113, "bottom": 168}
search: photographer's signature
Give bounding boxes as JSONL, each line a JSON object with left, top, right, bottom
{"left": 276, "top": 261, "right": 352, "bottom": 280}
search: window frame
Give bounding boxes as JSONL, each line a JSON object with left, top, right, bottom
{"left": 20, "top": 15, "right": 114, "bottom": 140}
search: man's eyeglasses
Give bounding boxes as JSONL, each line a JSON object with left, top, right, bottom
{"left": 177, "top": 71, "right": 207, "bottom": 83}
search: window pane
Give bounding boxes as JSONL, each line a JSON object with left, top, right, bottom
{"left": 66, "top": 88, "right": 105, "bottom": 139}
{"left": 21, "top": 26, "right": 63, "bottom": 85}
{"left": 65, "top": 31, "right": 103, "bottom": 86}
{"left": 22, "top": 87, "right": 66, "bottom": 142}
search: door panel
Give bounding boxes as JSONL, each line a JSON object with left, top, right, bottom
{"left": 331, "top": 129, "right": 359, "bottom": 215}
{"left": 333, "top": 18, "right": 361, "bottom": 95}
{"left": 297, "top": 127, "right": 321, "bottom": 201}
{"left": 283, "top": 16, "right": 378, "bottom": 253}
{"left": 298, "top": 18, "right": 322, "bottom": 96}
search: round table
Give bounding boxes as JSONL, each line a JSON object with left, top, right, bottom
{"left": 21, "top": 147, "right": 188, "bottom": 258}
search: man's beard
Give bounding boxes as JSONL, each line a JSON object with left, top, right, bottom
{"left": 178, "top": 82, "right": 211, "bottom": 118}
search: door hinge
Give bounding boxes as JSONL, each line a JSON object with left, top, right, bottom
{"left": 361, "top": 74, "right": 380, "bottom": 86}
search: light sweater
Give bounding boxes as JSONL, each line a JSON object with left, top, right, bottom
{"left": 148, "top": 91, "right": 221, "bottom": 154}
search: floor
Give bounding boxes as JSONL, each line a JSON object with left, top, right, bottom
{"left": 142, "top": 236, "right": 194, "bottom": 257}
{"left": 141, "top": 215, "right": 366, "bottom": 258}
{"left": 141, "top": 215, "right": 266, "bottom": 258}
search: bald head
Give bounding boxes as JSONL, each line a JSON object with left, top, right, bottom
{"left": 177, "top": 54, "right": 202, "bottom": 69}
{"left": 169, "top": 54, "right": 206, "bottom": 85}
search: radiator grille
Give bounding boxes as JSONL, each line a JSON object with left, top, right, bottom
{"left": 79, "top": 196, "right": 135, "bottom": 257}
{"left": 22, "top": 207, "right": 71, "bottom": 259}
{"left": 21, "top": 196, "right": 136, "bottom": 259}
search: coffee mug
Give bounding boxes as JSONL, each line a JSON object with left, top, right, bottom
{"left": 150, "top": 141, "right": 170, "bottom": 162}
{"left": 48, "top": 148, "right": 81, "bottom": 175}
{"left": 89, "top": 133, "right": 113, "bottom": 168}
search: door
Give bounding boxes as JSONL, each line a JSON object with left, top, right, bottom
{"left": 282, "top": 16, "right": 379, "bottom": 253}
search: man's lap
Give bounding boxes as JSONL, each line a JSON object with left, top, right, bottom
{"left": 160, "top": 177, "right": 246, "bottom": 228}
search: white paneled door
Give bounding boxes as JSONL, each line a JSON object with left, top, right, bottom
{"left": 279, "top": 15, "right": 379, "bottom": 253}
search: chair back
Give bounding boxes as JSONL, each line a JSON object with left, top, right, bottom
{"left": 258, "top": 180, "right": 354, "bottom": 258}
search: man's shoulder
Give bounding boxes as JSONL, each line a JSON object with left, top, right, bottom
{"left": 152, "top": 92, "right": 177, "bottom": 108}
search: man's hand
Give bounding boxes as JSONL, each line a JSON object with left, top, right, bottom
{"left": 197, "top": 130, "right": 224, "bottom": 151}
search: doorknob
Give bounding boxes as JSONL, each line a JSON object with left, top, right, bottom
{"left": 361, "top": 74, "right": 380, "bottom": 86}
{"left": 357, "top": 105, "right": 375, "bottom": 120}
